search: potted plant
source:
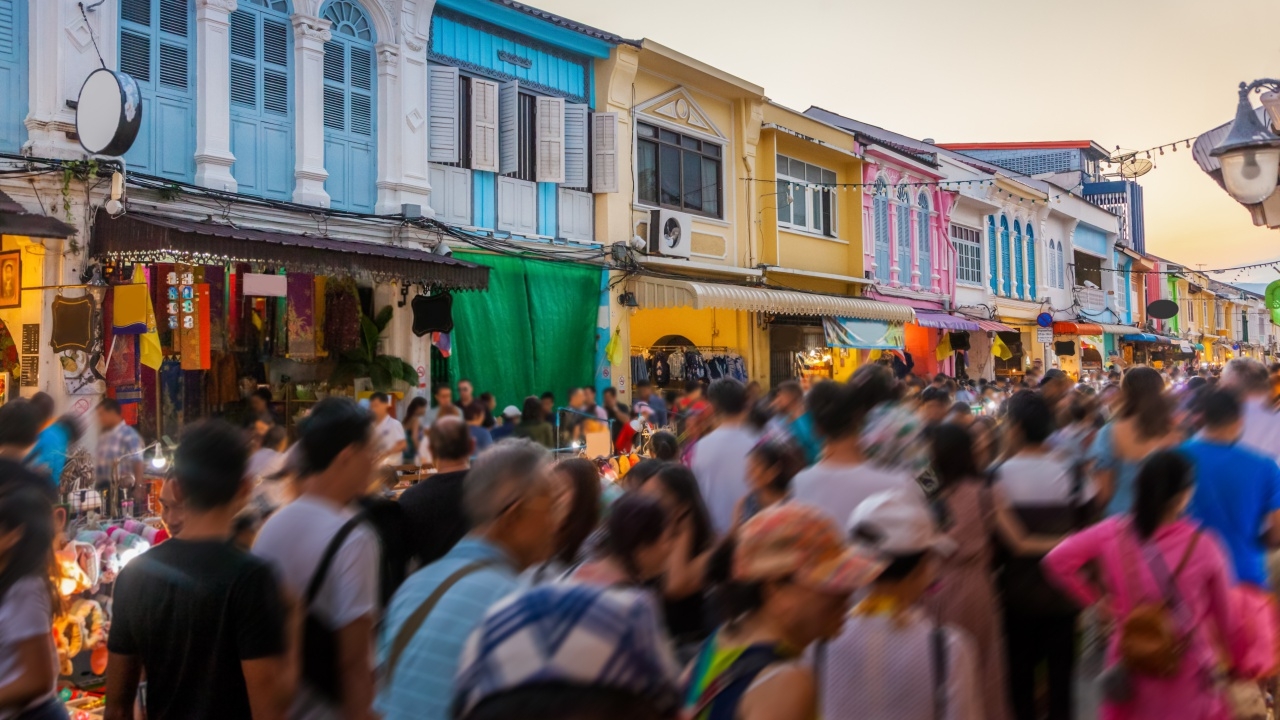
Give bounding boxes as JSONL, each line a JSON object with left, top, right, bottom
{"left": 331, "top": 306, "right": 419, "bottom": 391}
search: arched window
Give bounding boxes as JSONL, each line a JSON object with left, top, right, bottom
{"left": 229, "top": 0, "right": 294, "bottom": 200}
{"left": 120, "top": 0, "right": 195, "bottom": 181}
{"left": 1047, "top": 237, "right": 1057, "bottom": 291}
{"left": 321, "top": 0, "right": 377, "bottom": 212}
{"left": 895, "top": 184, "right": 911, "bottom": 285}
{"left": 987, "top": 216, "right": 998, "bottom": 295}
{"left": 1027, "top": 225, "right": 1037, "bottom": 300}
{"left": 999, "top": 215, "right": 1011, "bottom": 297}
{"left": 0, "top": 0, "right": 28, "bottom": 153}
{"left": 1057, "top": 241, "right": 1066, "bottom": 288}
{"left": 916, "top": 192, "right": 931, "bottom": 287}
{"left": 1013, "top": 220, "right": 1025, "bottom": 299}
{"left": 873, "top": 179, "right": 890, "bottom": 283}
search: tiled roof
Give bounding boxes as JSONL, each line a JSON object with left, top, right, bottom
{"left": 490, "top": 0, "right": 639, "bottom": 46}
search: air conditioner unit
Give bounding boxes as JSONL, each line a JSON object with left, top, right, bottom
{"left": 648, "top": 209, "right": 692, "bottom": 259}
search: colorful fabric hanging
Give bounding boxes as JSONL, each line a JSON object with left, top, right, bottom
{"left": 286, "top": 273, "right": 316, "bottom": 359}
{"left": 992, "top": 335, "right": 1014, "bottom": 361}
{"left": 111, "top": 284, "right": 149, "bottom": 335}
{"left": 133, "top": 266, "right": 162, "bottom": 371}
{"left": 314, "top": 276, "right": 327, "bottom": 356}
{"left": 205, "top": 266, "right": 227, "bottom": 354}
{"left": 935, "top": 333, "right": 953, "bottom": 362}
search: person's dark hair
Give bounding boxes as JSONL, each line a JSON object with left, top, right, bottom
{"left": 521, "top": 396, "right": 545, "bottom": 424}
{"left": 928, "top": 423, "right": 980, "bottom": 490}
{"left": 1005, "top": 390, "right": 1054, "bottom": 445}
{"left": 748, "top": 438, "right": 804, "bottom": 494}
{"left": 746, "top": 399, "right": 772, "bottom": 433}
{"left": 704, "top": 534, "right": 763, "bottom": 624}
{"left": 97, "top": 398, "right": 123, "bottom": 415}
{"left": 252, "top": 388, "right": 273, "bottom": 404}
{"left": 948, "top": 402, "right": 972, "bottom": 417}
{"left": 0, "top": 399, "right": 40, "bottom": 448}
{"left": 434, "top": 384, "right": 452, "bottom": 399}
{"left": 1133, "top": 450, "right": 1194, "bottom": 540}
{"left": 648, "top": 431, "right": 679, "bottom": 462}
{"left": 1120, "top": 367, "right": 1173, "bottom": 440}
{"left": 541, "top": 391, "right": 556, "bottom": 403}
{"left": 775, "top": 380, "right": 802, "bottom": 400}
{"left": 650, "top": 464, "right": 713, "bottom": 555}
{"left": 29, "top": 392, "right": 54, "bottom": 424}
{"left": 553, "top": 458, "right": 603, "bottom": 567}
{"left": 464, "top": 402, "right": 485, "bottom": 422}
{"left": 622, "top": 460, "right": 666, "bottom": 490}
{"left": 0, "top": 485, "right": 60, "bottom": 615}
{"left": 807, "top": 364, "right": 895, "bottom": 440}
{"left": 706, "top": 379, "right": 747, "bottom": 416}
{"left": 430, "top": 416, "right": 473, "bottom": 461}
{"left": 261, "top": 424, "right": 288, "bottom": 451}
{"left": 603, "top": 387, "right": 617, "bottom": 400}
{"left": 602, "top": 493, "right": 669, "bottom": 582}
{"left": 174, "top": 420, "right": 250, "bottom": 511}
{"left": 296, "top": 397, "right": 373, "bottom": 476}
{"left": 636, "top": 379, "right": 652, "bottom": 390}
{"left": 54, "top": 414, "right": 83, "bottom": 445}
{"left": 405, "top": 396, "right": 428, "bottom": 418}
{"left": 1200, "top": 389, "right": 1242, "bottom": 429}
{"left": 1066, "top": 391, "right": 1096, "bottom": 424}
{"left": 460, "top": 682, "right": 675, "bottom": 720}
{"left": 479, "top": 392, "right": 495, "bottom": 405}
{"left": 370, "top": 392, "right": 390, "bottom": 405}
{"left": 1184, "top": 376, "right": 1208, "bottom": 394}
{"left": 920, "top": 386, "right": 950, "bottom": 406}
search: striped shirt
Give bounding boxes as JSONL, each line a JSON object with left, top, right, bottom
{"left": 375, "top": 539, "right": 518, "bottom": 720}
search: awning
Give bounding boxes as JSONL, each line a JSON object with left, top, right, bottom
{"left": 629, "top": 276, "right": 915, "bottom": 323}
{"left": 1122, "top": 333, "right": 1160, "bottom": 343}
{"left": 823, "top": 317, "right": 904, "bottom": 350}
{"left": 913, "top": 311, "right": 980, "bottom": 331}
{"left": 0, "top": 190, "right": 77, "bottom": 239}
{"left": 90, "top": 210, "right": 489, "bottom": 289}
{"left": 1053, "top": 321, "right": 1104, "bottom": 335}
{"left": 1098, "top": 323, "right": 1143, "bottom": 335}
{"left": 966, "top": 317, "right": 1013, "bottom": 333}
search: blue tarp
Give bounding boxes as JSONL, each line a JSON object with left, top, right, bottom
{"left": 1122, "top": 333, "right": 1159, "bottom": 342}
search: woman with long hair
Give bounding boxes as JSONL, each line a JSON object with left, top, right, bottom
{"left": 512, "top": 395, "right": 556, "bottom": 449}
{"left": 0, "top": 485, "right": 66, "bottom": 720}
{"left": 640, "top": 464, "right": 716, "bottom": 651}
{"left": 400, "top": 396, "right": 428, "bottom": 464}
{"left": 1043, "top": 450, "right": 1234, "bottom": 720}
{"left": 524, "top": 457, "right": 603, "bottom": 586}
{"left": 569, "top": 494, "right": 674, "bottom": 590}
{"left": 1089, "top": 367, "right": 1179, "bottom": 516}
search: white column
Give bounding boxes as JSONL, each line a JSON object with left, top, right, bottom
{"left": 291, "top": 14, "right": 331, "bottom": 207}
{"left": 194, "top": 0, "right": 238, "bottom": 191}
{"left": 374, "top": 26, "right": 432, "bottom": 215}
{"left": 25, "top": 0, "right": 74, "bottom": 158}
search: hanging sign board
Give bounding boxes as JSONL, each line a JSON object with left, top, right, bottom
{"left": 242, "top": 273, "right": 288, "bottom": 297}
{"left": 75, "top": 69, "right": 142, "bottom": 156}
{"left": 1036, "top": 327, "right": 1054, "bottom": 344}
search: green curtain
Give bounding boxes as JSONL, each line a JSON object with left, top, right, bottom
{"left": 450, "top": 252, "right": 600, "bottom": 408}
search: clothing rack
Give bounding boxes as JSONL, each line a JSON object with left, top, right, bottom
{"left": 631, "top": 345, "right": 734, "bottom": 353}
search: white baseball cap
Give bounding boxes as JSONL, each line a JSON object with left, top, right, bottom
{"left": 847, "top": 489, "right": 955, "bottom": 558}
{"left": 501, "top": 405, "right": 521, "bottom": 419}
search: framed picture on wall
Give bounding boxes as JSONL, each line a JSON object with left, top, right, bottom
{"left": 0, "top": 251, "right": 20, "bottom": 309}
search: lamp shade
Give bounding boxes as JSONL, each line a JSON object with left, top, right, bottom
{"left": 1219, "top": 147, "right": 1280, "bottom": 205}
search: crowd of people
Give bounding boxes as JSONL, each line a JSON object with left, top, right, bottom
{"left": 4, "top": 357, "right": 1280, "bottom": 720}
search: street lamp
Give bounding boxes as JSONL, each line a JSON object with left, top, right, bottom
{"left": 1212, "top": 80, "right": 1280, "bottom": 205}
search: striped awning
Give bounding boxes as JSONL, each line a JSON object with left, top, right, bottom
{"left": 962, "top": 317, "right": 1013, "bottom": 332}
{"left": 1098, "top": 324, "right": 1143, "bottom": 335}
{"left": 1053, "top": 322, "right": 1104, "bottom": 335}
{"left": 1122, "top": 333, "right": 1160, "bottom": 343}
{"left": 913, "top": 312, "right": 980, "bottom": 331}
{"left": 629, "top": 276, "right": 916, "bottom": 323}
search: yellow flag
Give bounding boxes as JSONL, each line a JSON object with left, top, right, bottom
{"left": 604, "top": 325, "right": 622, "bottom": 365}
{"left": 992, "top": 335, "right": 1013, "bottom": 361}
{"left": 133, "top": 267, "right": 163, "bottom": 370}
{"left": 935, "top": 333, "right": 953, "bottom": 362}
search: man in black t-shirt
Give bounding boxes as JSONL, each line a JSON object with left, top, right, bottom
{"left": 0, "top": 400, "right": 53, "bottom": 501}
{"left": 106, "top": 421, "right": 290, "bottom": 720}
{"left": 398, "top": 416, "right": 473, "bottom": 568}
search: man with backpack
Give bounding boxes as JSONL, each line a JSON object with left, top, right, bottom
{"left": 821, "top": 489, "right": 981, "bottom": 719}
{"left": 254, "top": 398, "right": 380, "bottom": 720}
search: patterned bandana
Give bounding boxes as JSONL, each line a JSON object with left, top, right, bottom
{"left": 734, "top": 503, "right": 886, "bottom": 594}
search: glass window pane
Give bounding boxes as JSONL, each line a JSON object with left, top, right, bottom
{"left": 637, "top": 123, "right": 657, "bottom": 138}
{"left": 681, "top": 135, "right": 701, "bottom": 150}
{"left": 659, "top": 128, "right": 679, "bottom": 144}
{"left": 637, "top": 140, "right": 658, "bottom": 204}
{"left": 821, "top": 190, "right": 832, "bottom": 235}
{"left": 807, "top": 164, "right": 822, "bottom": 183}
{"left": 704, "top": 143, "right": 721, "bottom": 158}
{"left": 823, "top": 169, "right": 837, "bottom": 185}
{"left": 777, "top": 180, "right": 790, "bottom": 224}
{"left": 777, "top": 155, "right": 792, "bottom": 177}
{"left": 682, "top": 150, "right": 703, "bottom": 211}
{"left": 659, "top": 144, "right": 682, "bottom": 207}
{"left": 793, "top": 184, "right": 807, "bottom": 227}
{"left": 702, "top": 157, "right": 720, "bottom": 217}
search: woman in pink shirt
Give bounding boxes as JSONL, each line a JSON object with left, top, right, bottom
{"left": 1042, "top": 450, "right": 1235, "bottom": 720}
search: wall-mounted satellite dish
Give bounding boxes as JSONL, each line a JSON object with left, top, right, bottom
{"left": 1120, "top": 157, "right": 1153, "bottom": 179}
{"left": 1148, "top": 299, "right": 1179, "bottom": 320}
{"left": 75, "top": 69, "right": 142, "bottom": 156}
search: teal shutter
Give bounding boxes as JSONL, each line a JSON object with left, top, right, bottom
{"left": 916, "top": 192, "right": 930, "bottom": 285}
{"left": 120, "top": 0, "right": 195, "bottom": 181}
{"left": 229, "top": 0, "right": 295, "bottom": 200}
{"left": 1013, "top": 220, "right": 1024, "bottom": 299}
{"left": 0, "top": 0, "right": 28, "bottom": 153}
{"left": 1000, "top": 216, "right": 1011, "bottom": 297}
{"left": 895, "top": 185, "right": 911, "bottom": 285}
{"left": 321, "top": 1, "right": 377, "bottom": 213}
{"left": 987, "top": 216, "right": 997, "bottom": 294}
{"left": 1027, "top": 226, "right": 1037, "bottom": 300}
{"left": 873, "top": 181, "right": 890, "bottom": 283}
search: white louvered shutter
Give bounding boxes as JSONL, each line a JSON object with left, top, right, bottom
{"left": 591, "top": 112, "right": 618, "bottom": 193}
{"left": 470, "top": 78, "right": 499, "bottom": 172}
{"left": 563, "top": 103, "right": 588, "bottom": 188}
{"left": 498, "top": 80, "right": 519, "bottom": 175}
{"left": 535, "top": 96, "right": 565, "bottom": 184}
{"left": 427, "top": 65, "right": 459, "bottom": 164}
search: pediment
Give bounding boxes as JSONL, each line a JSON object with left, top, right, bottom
{"left": 635, "top": 87, "right": 725, "bottom": 140}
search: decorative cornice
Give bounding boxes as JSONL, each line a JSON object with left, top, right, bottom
{"left": 196, "top": 0, "right": 238, "bottom": 11}
{"left": 291, "top": 15, "right": 332, "bottom": 43}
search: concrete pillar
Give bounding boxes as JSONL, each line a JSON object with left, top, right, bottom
{"left": 291, "top": 14, "right": 331, "bottom": 206}
{"left": 194, "top": 0, "right": 238, "bottom": 192}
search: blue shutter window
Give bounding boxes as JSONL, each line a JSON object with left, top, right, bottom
{"left": 0, "top": 0, "right": 28, "bottom": 152}
{"left": 1027, "top": 226, "right": 1037, "bottom": 300}
{"left": 120, "top": 0, "right": 195, "bottom": 182}
{"left": 987, "top": 216, "right": 997, "bottom": 294}
{"left": 1000, "top": 215, "right": 1011, "bottom": 297}
{"left": 229, "top": 0, "right": 295, "bottom": 201}
{"left": 320, "top": 1, "right": 377, "bottom": 213}
{"left": 1013, "top": 220, "right": 1025, "bottom": 299}
{"left": 916, "top": 192, "right": 930, "bottom": 287}
{"left": 895, "top": 184, "right": 911, "bottom": 285}
{"left": 873, "top": 179, "right": 890, "bottom": 283}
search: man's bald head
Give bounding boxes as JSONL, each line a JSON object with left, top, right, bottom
{"left": 430, "top": 415, "right": 473, "bottom": 462}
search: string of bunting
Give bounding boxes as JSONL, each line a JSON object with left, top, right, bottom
{"left": 1103, "top": 136, "right": 1199, "bottom": 165}
{"left": 1084, "top": 256, "right": 1280, "bottom": 276}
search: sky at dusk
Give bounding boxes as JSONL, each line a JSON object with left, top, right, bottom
{"left": 538, "top": 0, "right": 1280, "bottom": 282}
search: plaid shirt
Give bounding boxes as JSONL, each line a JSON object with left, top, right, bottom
{"left": 375, "top": 539, "right": 518, "bottom": 720}
{"left": 95, "top": 422, "right": 143, "bottom": 486}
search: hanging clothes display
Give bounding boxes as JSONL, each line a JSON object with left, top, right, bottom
{"left": 631, "top": 347, "right": 748, "bottom": 389}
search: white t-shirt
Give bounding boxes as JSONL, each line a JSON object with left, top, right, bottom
{"left": 995, "top": 453, "right": 1097, "bottom": 507}
{"left": 0, "top": 576, "right": 58, "bottom": 720}
{"left": 821, "top": 609, "right": 982, "bottom": 720}
{"left": 792, "top": 462, "right": 922, "bottom": 530}
{"left": 373, "top": 415, "right": 405, "bottom": 460}
{"left": 253, "top": 495, "right": 380, "bottom": 720}
{"left": 247, "top": 447, "right": 283, "bottom": 481}
{"left": 1241, "top": 397, "right": 1280, "bottom": 464}
{"left": 689, "top": 425, "right": 760, "bottom": 534}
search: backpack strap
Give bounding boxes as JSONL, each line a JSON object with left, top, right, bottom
{"left": 932, "top": 624, "right": 948, "bottom": 720}
{"left": 304, "top": 512, "right": 368, "bottom": 606}
{"left": 383, "top": 558, "right": 500, "bottom": 685}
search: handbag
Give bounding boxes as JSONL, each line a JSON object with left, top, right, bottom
{"left": 1116, "top": 528, "right": 1201, "bottom": 678}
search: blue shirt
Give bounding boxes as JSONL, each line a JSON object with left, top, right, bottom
{"left": 1184, "top": 438, "right": 1280, "bottom": 586}
{"left": 644, "top": 394, "right": 668, "bottom": 428}
{"left": 27, "top": 422, "right": 70, "bottom": 490}
{"left": 468, "top": 425, "right": 493, "bottom": 454}
{"left": 1089, "top": 423, "right": 1143, "bottom": 517}
{"left": 375, "top": 539, "right": 519, "bottom": 720}
{"left": 788, "top": 413, "right": 823, "bottom": 466}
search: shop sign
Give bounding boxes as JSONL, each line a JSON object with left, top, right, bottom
{"left": 1036, "top": 327, "right": 1054, "bottom": 344}
{"left": 822, "top": 317, "right": 904, "bottom": 350}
